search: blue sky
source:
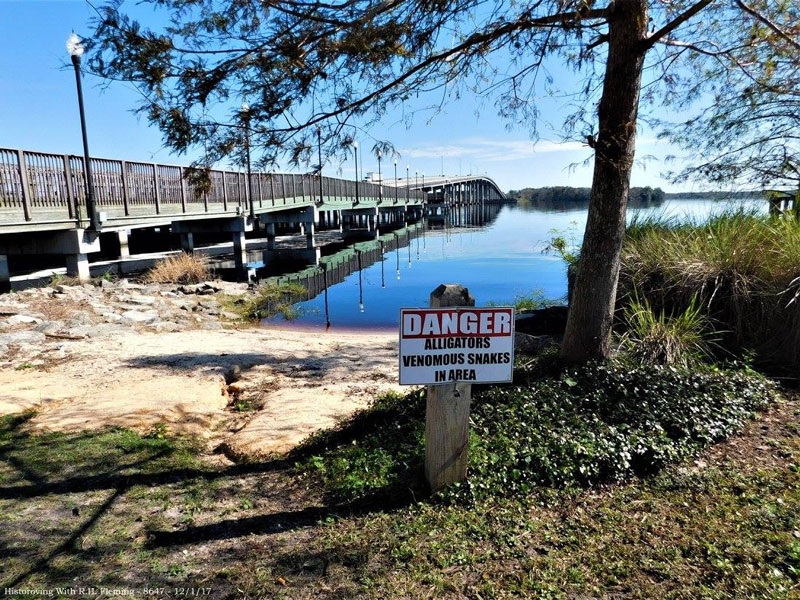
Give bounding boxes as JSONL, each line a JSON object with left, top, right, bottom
{"left": 0, "top": 0, "right": 696, "bottom": 192}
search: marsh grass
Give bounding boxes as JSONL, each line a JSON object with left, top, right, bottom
{"left": 47, "top": 273, "right": 83, "bottom": 287}
{"left": 235, "top": 282, "right": 307, "bottom": 320}
{"left": 621, "top": 209, "right": 800, "bottom": 371}
{"left": 144, "top": 253, "right": 210, "bottom": 284}
{"left": 487, "top": 289, "right": 557, "bottom": 311}
{"left": 620, "top": 293, "right": 719, "bottom": 368}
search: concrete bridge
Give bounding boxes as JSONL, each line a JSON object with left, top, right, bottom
{"left": 0, "top": 147, "right": 506, "bottom": 290}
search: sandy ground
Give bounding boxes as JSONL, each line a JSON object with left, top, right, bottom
{"left": 1, "top": 326, "right": 403, "bottom": 457}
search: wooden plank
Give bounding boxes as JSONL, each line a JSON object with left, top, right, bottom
{"left": 63, "top": 155, "right": 75, "bottom": 220}
{"left": 120, "top": 160, "right": 130, "bottom": 216}
{"left": 222, "top": 171, "right": 229, "bottom": 211}
{"left": 152, "top": 163, "right": 161, "bottom": 214}
{"left": 203, "top": 171, "right": 210, "bottom": 213}
{"left": 17, "top": 150, "right": 32, "bottom": 221}
{"left": 270, "top": 173, "right": 276, "bottom": 207}
{"left": 239, "top": 172, "right": 245, "bottom": 210}
{"left": 179, "top": 166, "right": 187, "bottom": 213}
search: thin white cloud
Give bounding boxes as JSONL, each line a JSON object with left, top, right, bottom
{"left": 399, "top": 136, "right": 656, "bottom": 162}
{"left": 400, "top": 137, "right": 583, "bottom": 162}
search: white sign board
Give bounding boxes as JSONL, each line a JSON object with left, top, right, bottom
{"left": 399, "top": 307, "right": 515, "bottom": 385}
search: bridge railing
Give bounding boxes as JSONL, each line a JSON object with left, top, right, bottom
{"left": 0, "top": 147, "right": 424, "bottom": 227}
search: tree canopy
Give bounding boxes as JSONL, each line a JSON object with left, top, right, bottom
{"left": 657, "top": 0, "right": 800, "bottom": 192}
{"left": 86, "top": 0, "right": 767, "bottom": 170}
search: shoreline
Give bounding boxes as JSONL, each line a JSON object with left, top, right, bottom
{"left": 260, "top": 320, "right": 398, "bottom": 335}
{"left": 0, "top": 279, "right": 405, "bottom": 459}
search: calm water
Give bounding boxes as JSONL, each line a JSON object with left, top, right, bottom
{"left": 266, "top": 197, "right": 766, "bottom": 331}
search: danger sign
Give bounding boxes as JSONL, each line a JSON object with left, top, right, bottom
{"left": 399, "top": 307, "right": 515, "bottom": 385}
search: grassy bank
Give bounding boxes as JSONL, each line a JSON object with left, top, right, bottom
{"left": 217, "top": 281, "right": 307, "bottom": 322}
{"left": 620, "top": 211, "right": 800, "bottom": 372}
{"left": 1, "top": 356, "right": 796, "bottom": 597}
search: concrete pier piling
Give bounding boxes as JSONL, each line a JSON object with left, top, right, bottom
{"left": 117, "top": 230, "right": 131, "bottom": 258}
{"left": 0, "top": 255, "right": 10, "bottom": 293}
{"left": 181, "top": 233, "right": 194, "bottom": 254}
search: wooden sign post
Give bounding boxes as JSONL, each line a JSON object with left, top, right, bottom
{"left": 398, "top": 284, "right": 514, "bottom": 493}
{"left": 425, "top": 284, "right": 475, "bottom": 492}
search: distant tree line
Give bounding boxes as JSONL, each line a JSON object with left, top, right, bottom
{"left": 662, "top": 191, "right": 764, "bottom": 200}
{"left": 507, "top": 187, "right": 666, "bottom": 205}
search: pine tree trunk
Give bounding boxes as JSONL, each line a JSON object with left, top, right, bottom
{"left": 560, "top": 0, "right": 649, "bottom": 363}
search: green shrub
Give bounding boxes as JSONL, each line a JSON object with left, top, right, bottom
{"left": 466, "top": 357, "right": 775, "bottom": 497}
{"left": 298, "top": 354, "right": 778, "bottom": 503}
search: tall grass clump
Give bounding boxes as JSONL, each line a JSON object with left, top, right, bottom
{"left": 237, "top": 281, "right": 307, "bottom": 320}
{"left": 145, "top": 253, "right": 210, "bottom": 284}
{"left": 620, "top": 293, "right": 718, "bottom": 368}
{"left": 620, "top": 209, "right": 800, "bottom": 371}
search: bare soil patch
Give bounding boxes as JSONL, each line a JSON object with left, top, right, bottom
{"left": 1, "top": 326, "right": 401, "bottom": 454}
{"left": 1, "top": 280, "right": 403, "bottom": 457}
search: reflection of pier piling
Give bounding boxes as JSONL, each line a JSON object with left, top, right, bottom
{"left": 269, "top": 224, "right": 422, "bottom": 302}
{"left": 264, "top": 200, "right": 505, "bottom": 317}
{"left": 426, "top": 200, "right": 502, "bottom": 230}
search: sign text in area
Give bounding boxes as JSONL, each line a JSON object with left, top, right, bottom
{"left": 399, "top": 307, "right": 515, "bottom": 385}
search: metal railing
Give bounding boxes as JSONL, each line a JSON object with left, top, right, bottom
{"left": 0, "top": 147, "right": 426, "bottom": 228}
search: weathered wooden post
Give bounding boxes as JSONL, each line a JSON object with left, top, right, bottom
{"left": 399, "top": 284, "right": 514, "bottom": 494}
{"left": 426, "top": 283, "right": 474, "bottom": 492}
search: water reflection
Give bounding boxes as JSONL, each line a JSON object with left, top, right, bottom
{"left": 264, "top": 197, "right": 767, "bottom": 331}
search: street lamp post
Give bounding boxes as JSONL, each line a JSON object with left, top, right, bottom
{"left": 67, "top": 33, "right": 99, "bottom": 230}
{"left": 353, "top": 141, "right": 359, "bottom": 205}
{"left": 421, "top": 173, "right": 425, "bottom": 203}
{"left": 406, "top": 165, "right": 410, "bottom": 203}
{"left": 241, "top": 102, "right": 255, "bottom": 219}
{"left": 316, "top": 127, "right": 324, "bottom": 206}
{"left": 393, "top": 159, "right": 398, "bottom": 204}
{"left": 377, "top": 149, "right": 382, "bottom": 202}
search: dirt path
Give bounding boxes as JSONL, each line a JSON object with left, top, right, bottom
{"left": 1, "top": 326, "right": 403, "bottom": 457}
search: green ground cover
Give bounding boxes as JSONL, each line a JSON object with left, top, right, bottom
{"left": 2, "top": 353, "right": 797, "bottom": 598}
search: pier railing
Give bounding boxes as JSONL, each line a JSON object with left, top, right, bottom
{"left": 0, "top": 147, "right": 425, "bottom": 228}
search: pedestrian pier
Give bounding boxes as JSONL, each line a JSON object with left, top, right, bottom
{"left": 0, "top": 147, "right": 506, "bottom": 290}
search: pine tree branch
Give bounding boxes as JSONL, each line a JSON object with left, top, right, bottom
{"left": 734, "top": 0, "right": 800, "bottom": 53}
{"left": 642, "top": 0, "right": 714, "bottom": 50}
